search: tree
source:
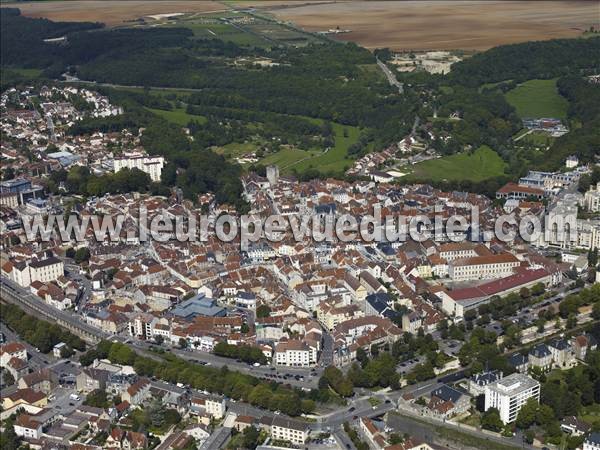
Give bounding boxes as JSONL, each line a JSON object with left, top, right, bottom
{"left": 589, "top": 248, "right": 599, "bottom": 267}
{"left": 566, "top": 314, "right": 577, "bottom": 330}
{"left": 522, "top": 429, "right": 535, "bottom": 444}
{"left": 481, "top": 408, "right": 504, "bottom": 432}
{"left": 516, "top": 398, "right": 538, "bottom": 429}
{"left": 370, "top": 344, "right": 380, "bottom": 357}
{"left": 178, "top": 338, "right": 187, "bottom": 349}
{"left": 2, "top": 166, "right": 15, "bottom": 181}
{"left": 256, "top": 304, "right": 271, "bottom": 318}
{"left": 154, "top": 335, "right": 164, "bottom": 345}
{"left": 74, "top": 247, "right": 90, "bottom": 264}
{"left": 84, "top": 389, "right": 110, "bottom": 408}
{"left": 356, "top": 347, "right": 369, "bottom": 368}
{"left": 2, "top": 369, "right": 15, "bottom": 386}
{"left": 0, "top": 417, "right": 20, "bottom": 450}
{"left": 60, "top": 345, "right": 74, "bottom": 358}
{"left": 592, "top": 302, "right": 600, "bottom": 320}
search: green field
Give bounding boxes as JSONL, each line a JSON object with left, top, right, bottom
{"left": 260, "top": 122, "right": 361, "bottom": 175}
{"left": 146, "top": 107, "right": 206, "bottom": 126}
{"left": 183, "top": 21, "right": 271, "bottom": 47}
{"left": 505, "top": 78, "right": 568, "bottom": 119}
{"left": 521, "top": 130, "right": 555, "bottom": 147}
{"left": 406, "top": 146, "right": 506, "bottom": 182}
{"left": 292, "top": 123, "right": 360, "bottom": 174}
{"left": 260, "top": 147, "right": 321, "bottom": 169}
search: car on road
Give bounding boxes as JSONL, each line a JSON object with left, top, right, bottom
{"left": 349, "top": 406, "right": 355, "bottom": 412}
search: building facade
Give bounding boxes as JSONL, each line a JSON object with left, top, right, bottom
{"left": 484, "top": 373, "right": 540, "bottom": 424}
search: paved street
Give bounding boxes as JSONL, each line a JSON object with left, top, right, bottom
{"left": 333, "top": 428, "right": 356, "bottom": 450}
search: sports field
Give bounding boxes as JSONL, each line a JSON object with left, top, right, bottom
{"left": 406, "top": 146, "right": 506, "bottom": 182}
{"left": 505, "top": 79, "right": 569, "bottom": 119}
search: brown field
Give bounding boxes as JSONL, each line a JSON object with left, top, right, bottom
{"left": 9, "top": 1, "right": 227, "bottom": 26}
{"left": 252, "top": 0, "right": 600, "bottom": 51}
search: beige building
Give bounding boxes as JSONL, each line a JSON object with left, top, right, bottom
{"left": 269, "top": 417, "right": 310, "bottom": 445}
{"left": 448, "top": 253, "right": 520, "bottom": 281}
{"left": 8, "top": 257, "right": 64, "bottom": 288}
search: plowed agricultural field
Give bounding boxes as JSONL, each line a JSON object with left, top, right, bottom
{"left": 256, "top": 0, "right": 599, "bottom": 50}
{"left": 12, "top": 1, "right": 227, "bottom": 26}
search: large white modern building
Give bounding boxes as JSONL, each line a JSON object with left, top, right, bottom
{"left": 484, "top": 373, "right": 540, "bottom": 424}
{"left": 583, "top": 182, "right": 600, "bottom": 213}
{"left": 114, "top": 153, "right": 165, "bottom": 182}
{"left": 274, "top": 340, "right": 317, "bottom": 367}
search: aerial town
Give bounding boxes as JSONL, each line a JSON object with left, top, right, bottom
{"left": 1, "top": 2, "right": 600, "bottom": 450}
{"left": 1, "top": 76, "right": 599, "bottom": 450}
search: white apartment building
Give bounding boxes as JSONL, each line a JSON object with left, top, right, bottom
{"left": 205, "top": 397, "right": 226, "bottom": 419}
{"left": 274, "top": 340, "right": 317, "bottom": 367}
{"left": 577, "top": 219, "right": 600, "bottom": 251}
{"left": 270, "top": 417, "right": 310, "bottom": 445}
{"left": 583, "top": 182, "right": 600, "bottom": 213}
{"left": 114, "top": 153, "right": 165, "bottom": 182}
{"left": 485, "top": 373, "right": 540, "bottom": 424}
{"left": 128, "top": 314, "right": 157, "bottom": 340}
{"left": 448, "top": 253, "right": 520, "bottom": 281}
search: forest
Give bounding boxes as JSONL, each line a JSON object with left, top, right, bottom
{"left": 2, "top": 8, "right": 599, "bottom": 197}
{"left": 449, "top": 37, "right": 600, "bottom": 86}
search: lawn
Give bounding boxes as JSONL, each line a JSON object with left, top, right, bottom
{"left": 260, "top": 147, "right": 321, "bottom": 169}
{"left": 146, "top": 107, "right": 206, "bottom": 126}
{"left": 258, "top": 121, "right": 361, "bottom": 175}
{"left": 291, "top": 123, "right": 361, "bottom": 174}
{"left": 505, "top": 78, "right": 569, "bottom": 119}
{"left": 6, "top": 68, "right": 42, "bottom": 78}
{"left": 180, "top": 21, "right": 272, "bottom": 47}
{"left": 214, "top": 142, "right": 260, "bottom": 159}
{"left": 406, "top": 145, "right": 506, "bottom": 182}
{"left": 521, "top": 130, "right": 555, "bottom": 147}
{"left": 580, "top": 403, "right": 600, "bottom": 426}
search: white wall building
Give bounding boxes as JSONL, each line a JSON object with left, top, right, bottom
{"left": 270, "top": 417, "right": 310, "bottom": 445}
{"left": 583, "top": 182, "right": 600, "bottom": 213}
{"left": 448, "top": 253, "right": 520, "bottom": 281}
{"left": 484, "top": 373, "right": 540, "bottom": 424}
{"left": 274, "top": 340, "right": 317, "bottom": 367}
{"left": 114, "top": 153, "right": 165, "bottom": 182}
{"left": 8, "top": 257, "right": 64, "bottom": 288}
